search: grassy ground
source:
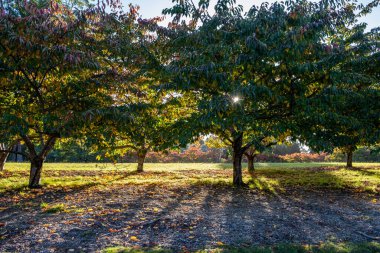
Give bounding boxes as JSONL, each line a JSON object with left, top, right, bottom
{"left": 1, "top": 162, "right": 380, "bottom": 252}
{"left": 104, "top": 242, "right": 380, "bottom": 253}
{"left": 1, "top": 162, "right": 379, "bottom": 194}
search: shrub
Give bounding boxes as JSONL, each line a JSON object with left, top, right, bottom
{"left": 279, "top": 153, "right": 328, "bottom": 162}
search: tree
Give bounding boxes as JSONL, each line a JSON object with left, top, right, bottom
{"left": 297, "top": 88, "right": 380, "bottom": 168}
{"left": 294, "top": 13, "right": 380, "bottom": 168}
{"left": 162, "top": 0, "right": 370, "bottom": 186}
{"left": 205, "top": 134, "right": 277, "bottom": 172}
{"left": 98, "top": 91, "right": 189, "bottom": 172}
{"left": 244, "top": 137, "right": 277, "bottom": 173}
{"left": 271, "top": 142, "right": 301, "bottom": 156}
{"left": 0, "top": 0, "right": 120, "bottom": 187}
{"left": 82, "top": 7, "right": 195, "bottom": 172}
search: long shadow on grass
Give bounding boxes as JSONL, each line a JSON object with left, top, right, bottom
{"left": 51, "top": 185, "right": 205, "bottom": 252}
{"left": 0, "top": 170, "right": 149, "bottom": 251}
{"left": 1, "top": 166, "right": 380, "bottom": 252}
{"left": 353, "top": 167, "right": 380, "bottom": 177}
{"left": 243, "top": 165, "right": 370, "bottom": 193}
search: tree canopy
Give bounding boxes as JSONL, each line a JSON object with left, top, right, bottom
{"left": 0, "top": 0, "right": 122, "bottom": 187}
{"left": 159, "top": 0, "right": 380, "bottom": 185}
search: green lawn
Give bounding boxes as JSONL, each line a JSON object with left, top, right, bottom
{"left": 1, "top": 162, "right": 380, "bottom": 194}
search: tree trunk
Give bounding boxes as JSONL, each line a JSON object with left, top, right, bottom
{"left": 0, "top": 142, "right": 10, "bottom": 171}
{"left": 246, "top": 154, "right": 255, "bottom": 173}
{"left": 136, "top": 149, "right": 148, "bottom": 173}
{"left": 232, "top": 135, "right": 244, "bottom": 187}
{"left": 346, "top": 150, "right": 353, "bottom": 168}
{"left": 218, "top": 148, "right": 223, "bottom": 162}
{"left": 0, "top": 152, "right": 9, "bottom": 171}
{"left": 14, "top": 143, "right": 23, "bottom": 162}
{"left": 29, "top": 157, "right": 44, "bottom": 188}
{"left": 22, "top": 135, "right": 57, "bottom": 189}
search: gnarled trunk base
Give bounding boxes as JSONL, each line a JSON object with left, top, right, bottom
{"left": 0, "top": 152, "right": 9, "bottom": 171}
{"left": 29, "top": 158, "right": 43, "bottom": 188}
{"left": 346, "top": 150, "right": 353, "bottom": 168}
{"left": 232, "top": 135, "right": 244, "bottom": 187}
{"left": 247, "top": 155, "right": 255, "bottom": 173}
{"left": 136, "top": 149, "right": 148, "bottom": 173}
{"left": 233, "top": 152, "right": 244, "bottom": 186}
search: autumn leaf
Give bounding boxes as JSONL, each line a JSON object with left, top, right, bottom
{"left": 130, "top": 236, "right": 139, "bottom": 241}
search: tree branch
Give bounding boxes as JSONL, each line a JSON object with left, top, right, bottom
{"left": 21, "top": 135, "right": 37, "bottom": 158}
{"left": 0, "top": 149, "right": 29, "bottom": 158}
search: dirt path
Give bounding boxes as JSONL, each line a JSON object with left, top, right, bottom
{"left": 0, "top": 185, "right": 379, "bottom": 252}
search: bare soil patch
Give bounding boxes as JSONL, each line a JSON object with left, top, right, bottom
{"left": 0, "top": 184, "right": 379, "bottom": 252}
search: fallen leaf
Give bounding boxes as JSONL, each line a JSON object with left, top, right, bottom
{"left": 130, "top": 236, "right": 139, "bottom": 241}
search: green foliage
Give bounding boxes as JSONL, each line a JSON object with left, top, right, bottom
{"left": 328, "top": 147, "right": 380, "bottom": 162}
{"left": 270, "top": 143, "right": 301, "bottom": 156}
{"left": 0, "top": 1, "right": 111, "bottom": 151}
{"left": 0, "top": 0, "right": 134, "bottom": 186}
{"left": 83, "top": 8, "right": 196, "bottom": 169}
{"left": 46, "top": 139, "right": 111, "bottom": 162}
{"left": 159, "top": 0, "right": 380, "bottom": 184}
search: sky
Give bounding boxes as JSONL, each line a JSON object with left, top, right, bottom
{"left": 127, "top": 0, "right": 380, "bottom": 29}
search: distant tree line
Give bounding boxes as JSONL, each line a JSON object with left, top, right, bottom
{"left": 39, "top": 141, "right": 380, "bottom": 163}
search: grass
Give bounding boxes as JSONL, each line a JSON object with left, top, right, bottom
{"left": 0, "top": 162, "right": 379, "bottom": 194}
{"left": 40, "top": 202, "right": 66, "bottom": 213}
{"left": 103, "top": 242, "right": 380, "bottom": 253}
{"left": 1, "top": 163, "right": 380, "bottom": 252}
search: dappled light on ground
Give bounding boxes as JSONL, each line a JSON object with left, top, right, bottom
{"left": 1, "top": 163, "right": 380, "bottom": 252}
{"left": 1, "top": 163, "right": 379, "bottom": 194}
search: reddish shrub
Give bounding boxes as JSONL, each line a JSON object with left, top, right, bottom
{"left": 123, "top": 145, "right": 222, "bottom": 163}
{"left": 279, "top": 153, "right": 328, "bottom": 162}
{"left": 123, "top": 147, "right": 329, "bottom": 163}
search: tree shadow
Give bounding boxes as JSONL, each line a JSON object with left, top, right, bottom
{"left": 1, "top": 165, "right": 380, "bottom": 252}
{"left": 351, "top": 167, "right": 380, "bottom": 177}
